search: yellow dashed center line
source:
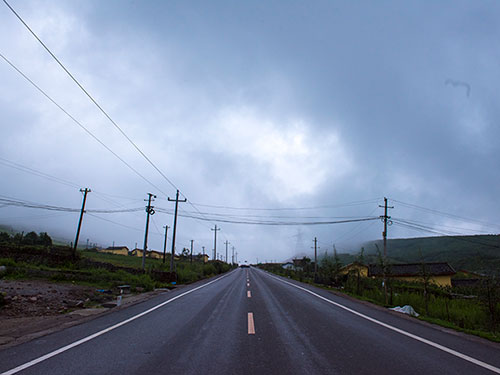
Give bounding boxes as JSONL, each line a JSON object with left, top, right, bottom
{"left": 248, "top": 312, "right": 255, "bottom": 334}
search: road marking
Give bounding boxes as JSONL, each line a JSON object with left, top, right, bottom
{"left": 247, "top": 282, "right": 250, "bottom": 287}
{"left": 266, "top": 272, "right": 500, "bottom": 374}
{"left": 0, "top": 271, "right": 235, "bottom": 375}
{"left": 247, "top": 290, "right": 251, "bottom": 298}
{"left": 248, "top": 312, "right": 255, "bottom": 334}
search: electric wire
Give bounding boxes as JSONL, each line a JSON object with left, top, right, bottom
{"left": 390, "top": 198, "right": 500, "bottom": 230}
{"left": 0, "top": 52, "right": 168, "bottom": 197}
{"left": 2, "top": 0, "right": 179, "bottom": 194}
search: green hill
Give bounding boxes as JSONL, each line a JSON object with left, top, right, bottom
{"left": 362, "top": 235, "right": 500, "bottom": 275}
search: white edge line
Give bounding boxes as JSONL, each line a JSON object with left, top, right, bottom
{"left": 1, "top": 270, "right": 235, "bottom": 375}
{"left": 265, "top": 271, "right": 500, "bottom": 374}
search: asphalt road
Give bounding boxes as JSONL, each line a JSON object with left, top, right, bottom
{"left": 1, "top": 267, "right": 499, "bottom": 374}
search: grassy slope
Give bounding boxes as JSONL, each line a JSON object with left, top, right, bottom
{"left": 362, "top": 235, "right": 500, "bottom": 274}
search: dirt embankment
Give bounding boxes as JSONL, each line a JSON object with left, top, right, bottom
{"left": 0, "top": 279, "right": 162, "bottom": 349}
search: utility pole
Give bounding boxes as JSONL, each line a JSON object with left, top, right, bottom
{"left": 379, "top": 197, "right": 393, "bottom": 304}
{"left": 168, "top": 190, "right": 187, "bottom": 272}
{"left": 313, "top": 237, "right": 318, "bottom": 277}
{"left": 235, "top": 251, "right": 238, "bottom": 264}
{"left": 224, "top": 240, "right": 230, "bottom": 263}
{"left": 190, "top": 240, "right": 194, "bottom": 263}
{"left": 142, "top": 193, "right": 156, "bottom": 270}
{"left": 162, "top": 225, "right": 170, "bottom": 264}
{"left": 232, "top": 246, "right": 235, "bottom": 265}
{"left": 74, "top": 188, "right": 90, "bottom": 256}
{"left": 379, "top": 197, "right": 394, "bottom": 257}
{"left": 211, "top": 225, "right": 220, "bottom": 261}
{"left": 202, "top": 246, "right": 205, "bottom": 262}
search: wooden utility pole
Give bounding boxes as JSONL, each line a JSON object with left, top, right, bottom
{"left": 190, "top": 239, "right": 194, "bottom": 263}
{"left": 379, "top": 197, "right": 393, "bottom": 304}
{"left": 232, "top": 246, "right": 235, "bottom": 265}
{"left": 162, "top": 225, "right": 170, "bottom": 264}
{"left": 211, "top": 225, "right": 220, "bottom": 261}
{"left": 142, "top": 193, "right": 156, "bottom": 270}
{"left": 202, "top": 246, "right": 205, "bottom": 262}
{"left": 313, "top": 237, "right": 318, "bottom": 277}
{"left": 224, "top": 240, "right": 230, "bottom": 263}
{"left": 379, "top": 197, "right": 394, "bottom": 257}
{"left": 168, "top": 190, "right": 187, "bottom": 272}
{"left": 74, "top": 188, "right": 91, "bottom": 256}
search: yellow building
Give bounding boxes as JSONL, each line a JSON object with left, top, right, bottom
{"left": 130, "top": 248, "right": 144, "bottom": 257}
{"left": 149, "top": 250, "right": 163, "bottom": 259}
{"left": 101, "top": 246, "right": 129, "bottom": 256}
{"left": 368, "top": 262, "right": 456, "bottom": 287}
{"left": 339, "top": 262, "right": 369, "bottom": 277}
{"left": 130, "top": 248, "right": 163, "bottom": 259}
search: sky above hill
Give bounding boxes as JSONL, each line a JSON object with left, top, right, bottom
{"left": 1, "top": 0, "right": 499, "bottom": 263}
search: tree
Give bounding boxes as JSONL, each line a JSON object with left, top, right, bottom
{"left": 0, "top": 232, "right": 10, "bottom": 243}
{"left": 22, "top": 231, "right": 39, "bottom": 245}
{"left": 357, "top": 247, "right": 365, "bottom": 264}
{"left": 38, "top": 232, "right": 52, "bottom": 246}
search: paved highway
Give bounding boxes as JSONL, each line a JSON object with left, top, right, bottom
{"left": 0, "top": 267, "right": 499, "bottom": 374}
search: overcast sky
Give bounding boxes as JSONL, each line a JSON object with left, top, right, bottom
{"left": 1, "top": 0, "right": 499, "bottom": 263}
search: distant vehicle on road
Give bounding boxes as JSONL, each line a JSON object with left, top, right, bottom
{"left": 240, "top": 261, "right": 250, "bottom": 268}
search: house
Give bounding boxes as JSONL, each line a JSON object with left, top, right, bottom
{"left": 149, "top": 250, "right": 163, "bottom": 259}
{"left": 368, "top": 262, "right": 456, "bottom": 287}
{"left": 198, "top": 254, "right": 209, "bottom": 263}
{"left": 101, "top": 246, "right": 129, "bottom": 256}
{"left": 339, "top": 262, "right": 369, "bottom": 277}
{"left": 291, "top": 257, "right": 309, "bottom": 271}
{"left": 282, "top": 262, "right": 294, "bottom": 270}
{"left": 130, "top": 248, "right": 163, "bottom": 259}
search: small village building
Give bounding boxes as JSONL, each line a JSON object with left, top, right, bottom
{"left": 101, "top": 246, "right": 129, "bottom": 256}
{"left": 198, "top": 254, "right": 209, "bottom": 263}
{"left": 292, "top": 258, "right": 308, "bottom": 271}
{"left": 130, "top": 248, "right": 163, "bottom": 259}
{"left": 368, "top": 262, "right": 456, "bottom": 287}
{"left": 339, "top": 262, "right": 369, "bottom": 277}
{"left": 282, "top": 262, "right": 294, "bottom": 270}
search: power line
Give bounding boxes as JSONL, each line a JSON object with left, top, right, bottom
{"left": 0, "top": 52, "right": 168, "bottom": 196}
{"left": 0, "top": 157, "right": 80, "bottom": 189}
{"left": 0, "top": 195, "right": 142, "bottom": 213}
{"left": 391, "top": 218, "right": 500, "bottom": 249}
{"left": 390, "top": 198, "right": 500, "bottom": 230}
{"left": 3, "top": 0, "right": 179, "bottom": 193}
{"left": 156, "top": 208, "right": 379, "bottom": 226}
{"left": 189, "top": 198, "right": 382, "bottom": 211}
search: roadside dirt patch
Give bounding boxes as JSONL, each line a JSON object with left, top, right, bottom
{"left": 0, "top": 279, "right": 168, "bottom": 349}
{"left": 0, "top": 279, "right": 110, "bottom": 317}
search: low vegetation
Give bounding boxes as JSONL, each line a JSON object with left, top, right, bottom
{"left": 0, "top": 231, "right": 234, "bottom": 292}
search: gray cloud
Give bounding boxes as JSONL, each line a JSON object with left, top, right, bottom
{"left": 1, "top": 0, "right": 499, "bottom": 261}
